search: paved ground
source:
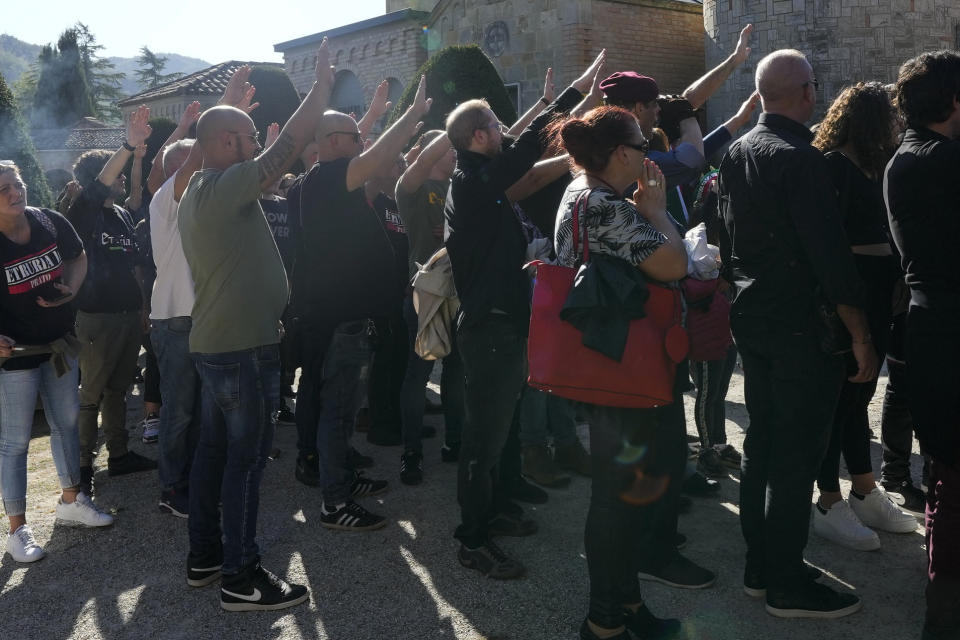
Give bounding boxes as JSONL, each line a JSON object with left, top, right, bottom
{"left": 2, "top": 365, "right": 929, "bottom": 640}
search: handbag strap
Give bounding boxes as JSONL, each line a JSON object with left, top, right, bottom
{"left": 571, "top": 188, "right": 592, "bottom": 265}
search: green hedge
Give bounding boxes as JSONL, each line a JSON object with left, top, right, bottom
{"left": 0, "top": 70, "right": 53, "bottom": 207}
{"left": 388, "top": 45, "right": 517, "bottom": 135}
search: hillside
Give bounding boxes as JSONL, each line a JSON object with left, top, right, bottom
{"left": 0, "top": 33, "right": 209, "bottom": 96}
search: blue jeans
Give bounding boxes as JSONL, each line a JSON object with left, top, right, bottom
{"left": 151, "top": 317, "right": 201, "bottom": 490}
{"left": 189, "top": 345, "right": 280, "bottom": 575}
{"left": 0, "top": 358, "right": 81, "bottom": 516}
{"left": 518, "top": 388, "right": 578, "bottom": 447}
{"left": 314, "top": 321, "right": 372, "bottom": 504}
{"left": 399, "top": 294, "right": 464, "bottom": 453}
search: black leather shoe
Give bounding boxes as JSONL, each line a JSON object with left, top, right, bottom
{"left": 623, "top": 605, "right": 683, "bottom": 639}
{"left": 107, "top": 451, "right": 157, "bottom": 476}
{"left": 295, "top": 455, "right": 320, "bottom": 487}
{"left": 681, "top": 472, "right": 720, "bottom": 497}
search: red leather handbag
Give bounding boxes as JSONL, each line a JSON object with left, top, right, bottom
{"left": 526, "top": 192, "right": 688, "bottom": 408}
{"left": 681, "top": 277, "right": 732, "bottom": 362}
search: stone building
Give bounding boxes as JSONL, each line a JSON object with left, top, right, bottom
{"left": 117, "top": 61, "right": 282, "bottom": 122}
{"left": 703, "top": 0, "right": 960, "bottom": 128}
{"left": 275, "top": 0, "right": 704, "bottom": 126}
{"left": 31, "top": 117, "right": 125, "bottom": 193}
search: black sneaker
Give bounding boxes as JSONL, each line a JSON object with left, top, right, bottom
{"left": 638, "top": 554, "right": 716, "bottom": 589}
{"left": 273, "top": 408, "right": 296, "bottom": 426}
{"left": 295, "top": 455, "right": 320, "bottom": 487}
{"left": 220, "top": 561, "right": 309, "bottom": 612}
{"left": 319, "top": 500, "right": 387, "bottom": 531}
{"left": 744, "top": 562, "right": 823, "bottom": 598}
{"left": 765, "top": 581, "right": 862, "bottom": 619}
{"left": 505, "top": 476, "right": 549, "bottom": 504}
{"left": 881, "top": 480, "right": 927, "bottom": 513}
{"left": 622, "top": 604, "right": 683, "bottom": 640}
{"left": 159, "top": 488, "right": 189, "bottom": 518}
{"left": 441, "top": 442, "right": 460, "bottom": 463}
{"left": 488, "top": 512, "right": 538, "bottom": 537}
{"left": 696, "top": 447, "right": 727, "bottom": 478}
{"left": 346, "top": 446, "right": 374, "bottom": 470}
{"left": 400, "top": 450, "right": 423, "bottom": 486}
{"left": 79, "top": 465, "right": 94, "bottom": 497}
{"left": 457, "top": 540, "right": 525, "bottom": 579}
{"left": 107, "top": 451, "right": 158, "bottom": 476}
{"left": 681, "top": 472, "right": 721, "bottom": 497}
{"left": 351, "top": 471, "right": 388, "bottom": 497}
{"left": 579, "top": 619, "right": 630, "bottom": 640}
{"left": 186, "top": 549, "right": 222, "bottom": 587}
{"left": 715, "top": 444, "right": 742, "bottom": 470}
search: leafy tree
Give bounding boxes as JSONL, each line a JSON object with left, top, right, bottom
{"left": 31, "top": 28, "right": 96, "bottom": 128}
{"left": 135, "top": 47, "right": 183, "bottom": 89}
{"left": 388, "top": 45, "right": 517, "bottom": 134}
{"left": 0, "top": 70, "right": 53, "bottom": 206}
{"left": 76, "top": 23, "right": 125, "bottom": 123}
{"left": 247, "top": 65, "right": 301, "bottom": 147}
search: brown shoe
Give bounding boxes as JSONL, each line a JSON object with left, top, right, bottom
{"left": 554, "top": 440, "right": 592, "bottom": 477}
{"left": 521, "top": 445, "right": 571, "bottom": 488}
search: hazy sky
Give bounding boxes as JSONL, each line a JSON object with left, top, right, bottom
{"left": 7, "top": 1, "right": 388, "bottom": 63}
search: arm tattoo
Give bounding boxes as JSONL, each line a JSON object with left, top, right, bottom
{"left": 257, "top": 131, "right": 297, "bottom": 186}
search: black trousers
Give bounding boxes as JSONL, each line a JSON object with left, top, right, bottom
{"left": 454, "top": 315, "right": 527, "bottom": 548}
{"left": 580, "top": 364, "right": 686, "bottom": 629}
{"left": 734, "top": 317, "right": 845, "bottom": 591}
{"left": 367, "top": 311, "right": 407, "bottom": 442}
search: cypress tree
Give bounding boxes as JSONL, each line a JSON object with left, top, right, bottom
{"left": 32, "top": 28, "right": 97, "bottom": 129}
{"left": 0, "top": 70, "right": 53, "bottom": 206}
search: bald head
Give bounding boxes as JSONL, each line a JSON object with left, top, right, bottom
{"left": 196, "top": 106, "right": 252, "bottom": 147}
{"left": 755, "top": 49, "right": 817, "bottom": 122}
{"left": 315, "top": 110, "right": 363, "bottom": 161}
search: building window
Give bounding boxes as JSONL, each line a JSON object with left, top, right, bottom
{"left": 503, "top": 82, "right": 521, "bottom": 114}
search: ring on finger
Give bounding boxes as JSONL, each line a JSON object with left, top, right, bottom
{"left": 647, "top": 179, "right": 658, "bottom": 187}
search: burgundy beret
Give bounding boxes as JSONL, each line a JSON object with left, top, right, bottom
{"left": 599, "top": 72, "right": 660, "bottom": 104}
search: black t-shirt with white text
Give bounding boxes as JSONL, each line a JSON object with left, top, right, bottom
{"left": 0, "top": 208, "right": 84, "bottom": 370}
{"left": 371, "top": 192, "right": 409, "bottom": 293}
{"left": 260, "top": 195, "right": 296, "bottom": 275}
{"left": 66, "top": 180, "right": 142, "bottom": 313}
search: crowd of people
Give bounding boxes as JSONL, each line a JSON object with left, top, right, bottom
{"left": 0, "top": 24, "right": 957, "bottom": 640}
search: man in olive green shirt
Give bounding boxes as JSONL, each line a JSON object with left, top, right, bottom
{"left": 175, "top": 39, "right": 333, "bottom": 613}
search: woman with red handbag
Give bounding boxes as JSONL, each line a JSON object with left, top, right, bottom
{"left": 548, "top": 107, "right": 693, "bottom": 640}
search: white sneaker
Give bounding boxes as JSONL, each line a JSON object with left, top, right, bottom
{"left": 141, "top": 414, "right": 160, "bottom": 444}
{"left": 849, "top": 487, "right": 919, "bottom": 533}
{"left": 55, "top": 492, "right": 114, "bottom": 527}
{"left": 812, "top": 499, "right": 880, "bottom": 551}
{"left": 6, "top": 524, "right": 46, "bottom": 563}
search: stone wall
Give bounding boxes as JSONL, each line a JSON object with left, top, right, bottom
{"left": 704, "top": 0, "right": 960, "bottom": 129}
{"left": 428, "top": 0, "right": 704, "bottom": 114}
{"left": 282, "top": 19, "right": 428, "bottom": 121}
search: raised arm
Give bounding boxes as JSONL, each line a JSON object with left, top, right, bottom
{"left": 357, "top": 79, "right": 393, "bottom": 140}
{"left": 505, "top": 154, "right": 571, "bottom": 202}
{"left": 97, "top": 105, "right": 152, "bottom": 190}
{"left": 721, "top": 91, "right": 760, "bottom": 137}
{"left": 125, "top": 143, "right": 146, "bottom": 211}
{"left": 345, "top": 75, "right": 432, "bottom": 192}
{"left": 255, "top": 38, "right": 335, "bottom": 190}
{"left": 571, "top": 55, "right": 606, "bottom": 117}
{"left": 396, "top": 131, "right": 451, "bottom": 195}
{"left": 683, "top": 24, "right": 752, "bottom": 110}
{"left": 507, "top": 68, "right": 554, "bottom": 135}
{"left": 146, "top": 101, "right": 201, "bottom": 194}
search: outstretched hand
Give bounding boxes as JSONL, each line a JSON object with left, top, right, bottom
{"left": 264, "top": 122, "right": 280, "bottom": 149}
{"left": 543, "top": 68, "right": 556, "bottom": 103}
{"left": 221, "top": 66, "right": 260, "bottom": 113}
{"left": 572, "top": 49, "right": 606, "bottom": 94}
{"left": 314, "top": 37, "right": 335, "bottom": 91}
{"left": 408, "top": 75, "right": 432, "bottom": 121}
{"left": 178, "top": 101, "right": 202, "bottom": 131}
{"left": 733, "top": 24, "right": 753, "bottom": 65}
{"left": 369, "top": 79, "right": 394, "bottom": 119}
{"left": 126, "top": 105, "right": 152, "bottom": 148}
{"left": 731, "top": 91, "right": 760, "bottom": 129}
